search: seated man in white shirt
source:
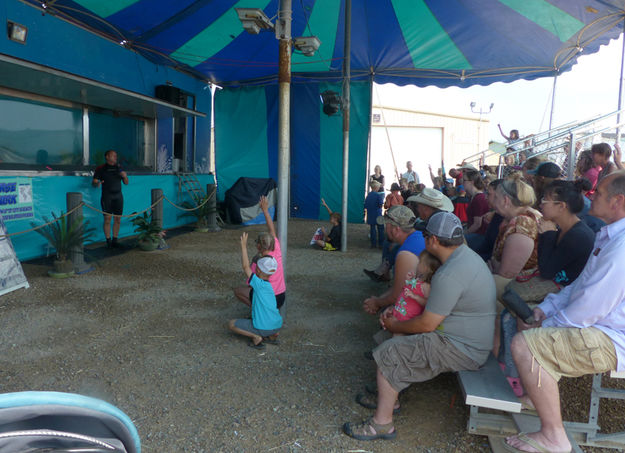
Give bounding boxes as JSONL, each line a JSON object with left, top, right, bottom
{"left": 401, "top": 161, "right": 419, "bottom": 184}
{"left": 507, "top": 170, "right": 625, "bottom": 453}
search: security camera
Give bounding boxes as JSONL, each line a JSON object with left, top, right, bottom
{"left": 235, "top": 8, "right": 274, "bottom": 34}
{"left": 293, "top": 36, "right": 321, "bottom": 56}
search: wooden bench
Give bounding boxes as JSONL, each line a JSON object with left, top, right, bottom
{"left": 457, "top": 354, "right": 521, "bottom": 440}
{"left": 458, "top": 355, "right": 625, "bottom": 451}
{"left": 457, "top": 354, "right": 583, "bottom": 452}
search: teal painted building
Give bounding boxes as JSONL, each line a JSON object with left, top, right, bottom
{"left": 0, "top": 1, "right": 214, "bottom": 260}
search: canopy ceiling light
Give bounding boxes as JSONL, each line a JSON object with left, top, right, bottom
{"left": 320, "top": 90, "right": 342, "bottom": 116}
{"left": 235, "top": 8, "right": 274, "bottom": 34}
{"left": 236, "top": 8, "right": 320, "bottom": 56}
{"left": 293, "top": 36, "right": 321, "bottom": 57}
{"left": 7, "top": 21, "right": 27, "bottom": 44}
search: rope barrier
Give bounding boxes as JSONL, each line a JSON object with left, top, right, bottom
{"left": 82, "top": 196, "right": 164, "bottom": 219}
{"left": 0, "top": 186, "right": 219, "bottom": 239}
{"left": 0, "top": 203, "right": 85, "bottom": 239}
{"left": 161, "top": 187, "right": 217, "bottom": 212}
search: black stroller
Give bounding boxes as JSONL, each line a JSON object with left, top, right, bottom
{"left": 0, "top": 391, "right": 140, "bottom": 452}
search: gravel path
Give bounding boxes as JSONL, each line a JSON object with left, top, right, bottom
{"left": 2, "top": 219, "right": 622, "bottom": 452}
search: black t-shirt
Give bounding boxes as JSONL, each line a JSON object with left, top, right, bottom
{"left": 94, "top": 164, "right": 124, "bottom": 195}
{"left": 328, "top": 223, "right": 341, "bottom": 249}
{"left": 537, "top": 221, "right": 595, "bottom": 285}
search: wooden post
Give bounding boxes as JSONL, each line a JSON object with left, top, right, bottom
{"left": 66, "top": 192, "right": 90, "bottom": 273}
{"left": 206, "top": 183, "right": 220, "bottom": 231}
{"left": 151, "top": 189, "right": 163, "bottom": 229}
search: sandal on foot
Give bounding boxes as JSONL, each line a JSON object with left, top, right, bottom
{"left": 365, "top": 382, "right": 377, "bottom": 395}
{"left": 342, "top": 417, "right": 396, "bottom": 441}
{"left": 356, "top": 393, "right": 400, "bottom": 414}
{"left": 263, "top": 336, "right": 280, "bottom": 345}
{"left": 248, "top": 340, "right": 265, "bottom": 350}
{"left": 504, "top": 433, "right": 571, "bottom": 453}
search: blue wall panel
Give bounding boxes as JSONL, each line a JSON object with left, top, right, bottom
{"left": 214, "top": 81, "right": 371, "bottom": 222}
{"left": 1, "top": 174, "right": 214, "bottom": 261}
{"left": 214, "top": 87, "right": 270, "bottom": 199}
{"left": 265, "top": 85, "right": 279, "bottom": 183}
{"left": 290, "top": 83, "right": 322, "bottom": 219}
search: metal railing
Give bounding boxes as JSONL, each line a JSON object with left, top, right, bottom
{"left": 464, "top": 109, "right": 625, "bottom": 179}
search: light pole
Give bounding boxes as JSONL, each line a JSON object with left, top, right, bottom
{"left": 470, "top": 101, "right": 494, "bottom": 154}
{"left": 236, "top": 5, "right": 320, "bottom": 315}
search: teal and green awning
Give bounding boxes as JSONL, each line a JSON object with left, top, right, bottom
{"left": 22, "top": 0, "right": 624, "bottom": 87}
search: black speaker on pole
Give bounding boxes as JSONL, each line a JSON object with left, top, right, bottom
{"left": 155, "top": 85, "right": 187, "bottom": 107}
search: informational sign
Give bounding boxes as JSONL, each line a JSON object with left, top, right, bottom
{"left": 0, "top": 178, "right": 34, "bottom": 222}
{"left": 0, "top": 216, "right": 28, "bottom": 296}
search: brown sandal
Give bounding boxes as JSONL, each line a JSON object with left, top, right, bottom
{"left": 342, "top": 416, "right": 396, "bottom": 440}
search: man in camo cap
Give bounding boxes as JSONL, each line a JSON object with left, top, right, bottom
{"left": 346, "top": 212, "right": 496, "bottom": 441}
{"left": 362, "top": 205, "right": 426, "bottom": 316}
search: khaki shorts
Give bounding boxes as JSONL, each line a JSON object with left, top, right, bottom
{"left": 522, "top": 327, "right": 617, "bottom": 382}
{"left": 372, "top": 331, "right": 481, "bottom": 392}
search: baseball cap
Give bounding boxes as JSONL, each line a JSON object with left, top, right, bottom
{"left": 527, "top": 161, "right": 561, "bottom": 178}
{"left": 406, "top": 188, "right": 454, "bottom": 213}
{"left": 377, "top": 205, "right": 416, "bottom": 228}
{"left": 257, "top": 256, "right": 278, "bottom": 275}
{"left": 425, "top": 212, "right": 464, "bottom": 240}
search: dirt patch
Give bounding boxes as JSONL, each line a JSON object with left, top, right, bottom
{"left": 2, "top": 219, "right": 621, "bottom": 452}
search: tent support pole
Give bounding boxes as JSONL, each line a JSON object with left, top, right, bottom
{"left": 340, "top": 0, "right": 351, "bottom": 252}
{"left": 617, "top": 24, "right": 625, "bottom": 141}
{"left": 548, "top": 73, "right": 558, "bottom": 132}
{"left": 277, "top": 0, "right": 291, "bottom": 313}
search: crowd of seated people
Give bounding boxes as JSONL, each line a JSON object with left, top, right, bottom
{"left": 349, "top": 143, "right": 625, "bottom": 449}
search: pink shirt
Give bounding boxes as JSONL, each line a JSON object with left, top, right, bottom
{"left": 250, "top": 237, "right": 286, "bottom": 295}
{"left": 393, "top": 279, "right": 426, "bottom": 321}
{"left": 584, "top": 166, "right": 600, "bottom": 197}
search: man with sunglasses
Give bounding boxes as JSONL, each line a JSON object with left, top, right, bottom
{"left": 362, "top": 205, "right": 425, "bottom": 316}
{"left": 345, "top": 212, "right": 496, "bottom": 441}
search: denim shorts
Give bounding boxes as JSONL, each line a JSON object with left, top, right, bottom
{"left": 234, "top": 318, "right": 280, "bottom": 337}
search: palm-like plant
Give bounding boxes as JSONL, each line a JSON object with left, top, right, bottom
{"left": 131, "top": 211, "right": 163, "bottom": 243}
{"left": 31, "top": 212, "right": 95, "bottom": 264}
{"left": 178, "top": 195, "right": 216, "bottom": 229}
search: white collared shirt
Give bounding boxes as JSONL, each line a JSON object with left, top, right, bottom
{"left": 402, "top": 171, "right": 420, "bottom": 184}
{"left": 539, "top": 216, "right": 625, "bottom": 370}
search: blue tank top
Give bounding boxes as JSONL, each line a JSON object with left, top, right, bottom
{"left": 398, "top": 230, "right": 425, "bottom": 257}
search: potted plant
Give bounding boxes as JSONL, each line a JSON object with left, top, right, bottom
{"left": 131, "top": 211, "right": 165, "bottom": 251}
{"left": 178, "top": 195, "right": 216, "bottom": 232}
{"left": 31, "top": 212, "right": 95, "bottom": 278}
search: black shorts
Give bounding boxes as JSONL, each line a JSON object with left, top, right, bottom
{"left": 101, "top": 193, "right": 123, "bottom": 216}
{"left": 249, "top": 289, "right": 285, "bottom": 309}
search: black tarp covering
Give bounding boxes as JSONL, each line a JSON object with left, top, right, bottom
{"left": 224, "top": 178, "right": 277, "bottom": 225}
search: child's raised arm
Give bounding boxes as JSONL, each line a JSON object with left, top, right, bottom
{"left": 320, "top": 198, "right": 333, "bottom": 216}
{"left": 259, "top": 195, "right": 277, "bottom": 238}
{"left": 240, "top": 232, "right": 252, "bottom": 278}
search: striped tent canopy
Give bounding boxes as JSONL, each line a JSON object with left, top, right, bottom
{"left": 24, "top": 0, "right": 625, "bottom": 87}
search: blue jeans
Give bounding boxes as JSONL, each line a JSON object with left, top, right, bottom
{"left": 369, "top": 224, "right": 385, "bottom": 247}
{"left": 381, "top": 239, "right": 399, "bottom": 270}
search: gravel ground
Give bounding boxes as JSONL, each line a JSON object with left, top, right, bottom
{"left": 2, "top": 219, "right": 623, "bottom": 452}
